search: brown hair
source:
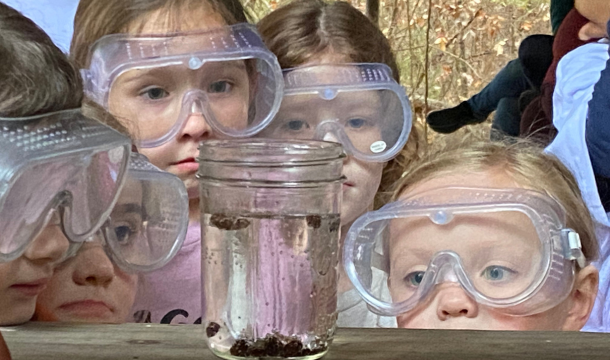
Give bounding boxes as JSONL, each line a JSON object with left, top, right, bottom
{"left": 71, "top": 0, "right": 249, "bottom": 69}
{"left": 392, "top": 133, "right": 599, "bottom": 262}
{"left": 0, "top": 3, "right": 82, "bottom": 117}
{"left": 258, "top": 0, "right": 424, "bottom": 208}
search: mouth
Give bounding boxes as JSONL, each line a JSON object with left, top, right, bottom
{"left": 172, "top": 157, "right": 199, "bottom": 172}
{"left": 58, "top": 300, "right": 114, "bottom": 319}
{"left": 10, "top": 278, "right": 50, "bottom": 297}
{"left": 342, "top": 181, "right": 354, "bottom": 189}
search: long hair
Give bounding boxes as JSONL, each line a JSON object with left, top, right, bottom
{"left": 258, "top": 0, "right": 424, "bottom": 209}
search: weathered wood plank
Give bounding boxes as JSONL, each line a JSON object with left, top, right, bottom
{"left": 2, "top": 323, "right": 610, "bottom": 359}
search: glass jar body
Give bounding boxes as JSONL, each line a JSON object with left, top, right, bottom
{"left": 199, "top": 140, "right": 344, "bottom": 360}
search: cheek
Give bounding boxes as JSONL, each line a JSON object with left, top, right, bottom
{"left": 344, "top": 159, "right": 384, "bottom": 196}
{"left": 116, "top": 271, "right": 138, "bottom": 302}
{"left": 36, "top": 265, "right": 75, "bottom": 309}
{"left": 0, "top": 263, "right": 15, "bottom": 290}
{"left": 140, "top": 144, "right": 176, "bottom": 171}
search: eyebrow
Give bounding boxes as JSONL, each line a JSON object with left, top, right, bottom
{"left": 112, "top": 203, "right": 143, "bottom": 216}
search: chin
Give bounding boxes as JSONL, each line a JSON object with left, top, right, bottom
{"left": 0, "top": 307, "right": 34, "bottom": 326}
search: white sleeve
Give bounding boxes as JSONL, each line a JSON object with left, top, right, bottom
{"left": 546, "top": 42, "right": 610, "bottom": 332}
{"left": 546, "top": 42, "right": 609, "bottom": 227}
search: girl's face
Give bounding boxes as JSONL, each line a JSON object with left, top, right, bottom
{"left": 390, "top": 169, "right": 595, "bottom": 330}
{"left": 35, "top": 182, "right": 142, "bottom": 324}
{"left": 35, "top": 240, "right": 138, "bottom": 324}
{"left": 108, "top": 8, "right": 230, "bottom": 199}
{"left": 298, "top": 54, "right": 386, "bottom": 226}
{"left": 0, "top": 223, "right": 70, "bottom": 325}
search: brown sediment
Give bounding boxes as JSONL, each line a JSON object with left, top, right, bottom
{"left": 228, "top": 333, "right": 327, "bottom": 358}
{"left": 206, "top": 322, "right": 220, "bottom": 338}
{"left": 329, "top": 217, "right": 341, "bottom": 233}
{"left": 306, "top": 215, "right": 322, "bottom": 229}
{"left": 210, "top": 214, "right": 251, "bottom": 231}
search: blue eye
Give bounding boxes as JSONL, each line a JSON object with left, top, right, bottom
{"left": 142, "top": 87, "right": 168, "bottom": 100}
{"left": 347, "top": 118, "right": 367, "bottom": 128}
{"left": 405, "top": 271, "right": 425, "bottom": 286}
{"left": 481, "top": 266, "right": 515, "bottom": 281}
{"left": 208, "top": 81, "right": 232, "bottom": 93}
{"left": 284, "top": 120, "right": 308, "bottom": 131}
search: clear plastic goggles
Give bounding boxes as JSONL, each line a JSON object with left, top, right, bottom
{"left": 62, "top": 153, "right": 189, "bottom": 272}
{"left": 82, "top": 23, "right": 284, "bottom": 148}
{"left": 0, "top": 109, "right": 131, "bottom": 262}
{"left": 99, "top": 153, "right": 188, "bottom": 272}
{"left": 343, "top": 187, "right": 587, "bottom": 316}
{"left": 257, "top": 63, "right": 413, "bottom": 162}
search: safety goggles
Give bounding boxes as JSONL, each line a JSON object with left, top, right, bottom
{"left": 82, "top": 23, "right": 284, "bottom": 148}
{"left": 343, "top": 187, "right": 587, "bottom": 316}
{"left": 0, "top": 109, "right": 131, "bottom": 262}
{"left": 257, "top": 63, "right": 412, "bottom": 162}
{"left": 87, "top": 153, "right": 189, "bottom": 272}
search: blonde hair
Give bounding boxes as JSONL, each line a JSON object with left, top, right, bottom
{"left": 392, "top": 133, "right": 598, "bottom": 262}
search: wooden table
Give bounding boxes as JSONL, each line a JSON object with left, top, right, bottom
{"left": 2, "top": 323, "right": 610, "bottom": 359}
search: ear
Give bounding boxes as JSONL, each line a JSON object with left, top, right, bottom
{"left": 561, "top": 265, "right": 599, "bottom": 331}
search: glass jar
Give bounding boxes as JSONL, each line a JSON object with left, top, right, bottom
{"left": 198, "top": 139, "right": 344, "bottom": 360}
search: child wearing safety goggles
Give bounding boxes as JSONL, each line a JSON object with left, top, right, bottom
{"left": 34, "top": 152, "right": 189, "bottom": 323}
{"left": 257, "top": 0, "right": 422, "bottom": 328}
{"left": 70, "top": 0, "right": 284, "bottom": 323}
{"left": 0, "top": 3, "right": 132, "bottom": 326}
{"left": 344, "top": 136, "right": 599, "bottom": 330}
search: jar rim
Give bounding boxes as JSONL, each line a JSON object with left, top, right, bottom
{"left": 198, "top": 139, "right": 345, "bottom": 164}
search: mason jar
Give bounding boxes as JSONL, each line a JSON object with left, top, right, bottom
{"left": 198, "top": 139, "right": 344, "bottom": 360}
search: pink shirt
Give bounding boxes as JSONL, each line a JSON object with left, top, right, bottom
{"left": 131, "top": 223, "right": 202, "bottom": 324}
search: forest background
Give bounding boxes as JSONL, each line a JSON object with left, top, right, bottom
{"left": 244, "top": 0, "right": 552, "bottom": 135}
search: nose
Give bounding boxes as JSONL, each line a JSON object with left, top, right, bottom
{"left": 23, "top": 225, "right": 70, "bottom": 263}
{"left": 71, "top": 243, "right": 115, "bottom": 287}
{"left": 435, "top": 285, "right": 479, "bottom": 320}
{"left": 180, "top": 101, "right": 214, "bottom": 141}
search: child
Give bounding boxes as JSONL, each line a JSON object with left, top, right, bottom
{"left": 70, "top": 0, "right": 283, "bottom": 323}
{"left": 0, "top": 2, "right": 132, "bottom": 326}
{"left": 344, "top": 136, "right": 599, "bottom": 330}
{"left": 34, "top": 153, "right": 189, "bottom": 323}
{"left": 257, "top": 0, "right": 421, "bottom": 327}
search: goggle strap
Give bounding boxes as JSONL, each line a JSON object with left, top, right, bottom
{"left": 563, "top": 229, "right": 587, "bottom": 268}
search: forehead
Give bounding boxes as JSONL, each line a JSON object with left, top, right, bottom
{"left": 126, "top": 5, "right": 227, "bottom": 35}
{"left": 301, "top": 51, "right": 353, "bottom": 67}
{"left": 391, "top": 170, "right": 541, "bottom": 254}
{"left": 399, "top": 169, "right": 523, "bottom": 201}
